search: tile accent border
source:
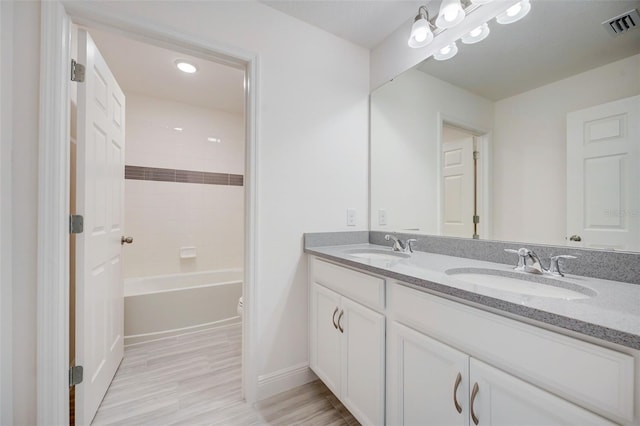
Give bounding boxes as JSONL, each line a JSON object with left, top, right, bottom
{"left": 125, "top": 165, "right": 243, "bottom": 186}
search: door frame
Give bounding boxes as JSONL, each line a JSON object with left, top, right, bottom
{"left": 37, "top": 2, "right": 260, "bottom": 424}
{"left": 436, "top": 113, "right": 491, "bottom": 239}
{"left": 0, "top": 1, "right": 14, "bottom": 424}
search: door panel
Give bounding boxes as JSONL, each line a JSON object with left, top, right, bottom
{"left": 309, "top": 283, "right": 342, "bottom": 396}
{"left": 389, "top": 322, "right": 469, "bottom": 426}
{"left": 341, "top": 297, "right": 385, "bottom": 426}
{"left": 567, "top": 96, "right": 639, "bottom": 250}
{"left": 442, "top": 137, "right": 474, "bottom": 238}
{"left": 76, "top": 29, "right": 125, "bottom": 425}
{"left": 469, "top": 359, "right": 614, "bottom": 426}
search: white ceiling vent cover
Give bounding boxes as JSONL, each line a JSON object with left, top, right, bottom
{"left": 603, "top": 9, "right": 640, "bottom": 36}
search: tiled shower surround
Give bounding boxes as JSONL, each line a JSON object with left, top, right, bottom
{"left": 125, "top": 165, "right": 243, "bottom": 186}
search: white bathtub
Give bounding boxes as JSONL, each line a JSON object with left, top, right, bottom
{"left": 124, "top": 269, "right": 243, "bottom": 345}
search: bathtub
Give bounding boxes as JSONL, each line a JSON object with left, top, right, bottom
{"left": 124, "top": 269, "right": 243, "bottom": 345}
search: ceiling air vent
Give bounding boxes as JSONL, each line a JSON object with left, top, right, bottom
{"left": 602, "top": 9, "right": 640, "bottom": 36}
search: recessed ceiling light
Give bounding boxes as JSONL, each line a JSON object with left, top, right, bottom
{"left": 175, "top": 60, "right": 198, "bottom": 74}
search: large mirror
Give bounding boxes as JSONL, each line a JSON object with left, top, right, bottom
{"left": 371, "top": 0, "right": 640, "bottom": 251}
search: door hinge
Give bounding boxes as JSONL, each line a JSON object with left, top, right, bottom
{"left": 69, "top": 365, "right": 83, "bottom": 387}
{"left": 473, "top": 151, "right": 480, "bottom": 160}
{"left": 70, "top": 214, "right": 84, "bottom": 234}
{"left": 71, "top": 59, "right": 85, "bottom": 83}
{"left": 473, "top": 215, "right": 480, "bottom": 224}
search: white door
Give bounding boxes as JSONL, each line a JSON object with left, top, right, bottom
{"left": 469, "top": 359, "right": 614, "bottom": 426}
{"left": 442, "top": 136, "right": 475, "bottom": 238}
{"left": 309, "top": 283, "right": 342, "bottom": 397}
{"left": 388, "top": 322, "right": 469, "bottom": 426}
{"left": 341, "top": 297, "right": 385, "bottom": 426}
{"left": 75, "top": 29, "right": 126, "bottom": 425}
{"left": 567, "top": 95, "right": 640, "bottom": 250}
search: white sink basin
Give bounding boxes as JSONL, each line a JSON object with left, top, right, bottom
{"left": 445, "top": 268, "right": 596, "bottom": 300}
{"left": 345, "top": 248, "right": 410, "bottom": 261}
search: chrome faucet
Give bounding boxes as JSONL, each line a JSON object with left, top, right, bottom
{"left": 385, "top": 234, "right": 417, "bottom": 253}
{"left": 505, "top": 248, "right": 576, "bottom": 277}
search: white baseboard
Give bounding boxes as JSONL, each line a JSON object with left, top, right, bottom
{"left": 124, "top": 317, "right": 241, "bottom": 346}
{"left": 256, "top": 362, "right": 317, "bottom": 401}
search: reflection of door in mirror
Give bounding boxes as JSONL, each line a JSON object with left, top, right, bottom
{"left": 567, "top": 95, "right": 640, "bottom": 251}
{"left": 441, "top": 125, "right": 476, "bottom": 239}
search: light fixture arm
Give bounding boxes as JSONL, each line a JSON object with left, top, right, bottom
{"left": 415, "top": 5, "right": 435, "bottom": 29}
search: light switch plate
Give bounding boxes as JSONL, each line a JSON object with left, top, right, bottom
{"left": 347, "top": 208, "right": 356, "bottom": 226}
{"left": 378, "top": 209, "right": 387, "bottom": 226}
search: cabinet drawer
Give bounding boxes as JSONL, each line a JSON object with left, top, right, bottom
{"left": 390, "top": 282, "right": 635, "bottom": 422}
{"left": 310, "top": 257, "right": 385, "bottom": 311}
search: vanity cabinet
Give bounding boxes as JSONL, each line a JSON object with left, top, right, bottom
{"left": 388, "top": 321, "right": 615, "bottom": 425}
{"left": 309, "top": 258, "right": 385, "bottom": 426}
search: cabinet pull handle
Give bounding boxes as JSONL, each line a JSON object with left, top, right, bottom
{"left": 337, "top": 310, "right": 344, "bottom": 333}
{"left": 453, "top": 372, "right": 462, "bottom": 414}
{"left": 332, "top": 307, "right": 339, "bottom": 329}
{"left": 470, "top": 382, "right": 479, "bottom": 425}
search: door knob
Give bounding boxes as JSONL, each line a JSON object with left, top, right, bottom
{"left": 121, "top": 236, "right": 133, "bottom": 245}
{"left": 569, "top": 235, "right": 582, "bottom": 242}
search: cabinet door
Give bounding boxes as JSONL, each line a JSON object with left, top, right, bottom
{"left": 469, "top": 359, "right": 615, "bottom": 426}
{"left": 388, "top": 322, "right": 469, "bottom": 426}
{"left": 310, "top": 283, "right": 342, "bottom": 396}
{"left": 341, "top": 297, "right": 385, "bottom": 426}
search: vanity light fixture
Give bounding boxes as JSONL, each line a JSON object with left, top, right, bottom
{"left": 470, "top": 0, "right": 493, "bottom": 4}
{"left": 175, "top": 60, "right": 198, "bottom": 74}
{"left": 207, "top": 137, "right": 222, "bottom": 143}
{"left": 435, "top": 0, "right": 466, "bottom": 29}
{"left": 408, "top": 6, "right": 434, "bottom": 48}
{"left": 461, "top": 23, "right": 490, "bottom": 44}
{"left": 433, "top": 42, "right": 458, "bottom": 61}
{"left": 496, "top": 0, "right": 531, "bottom": 24}
{"left": 173, "top": 127, "right": 184, "bottom": 132}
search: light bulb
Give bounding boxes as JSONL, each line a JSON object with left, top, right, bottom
{"left": 443, "top": 6, "right": 458, "bottom": 22}
{"left": 436, "top": 0, "right": 465, "bottom": 29}
{"left": 175, "top": 60, "right": 198, "bottom": 74}
{"left": 496, "top": 0, "right": 531, "bottom": 24}
{"left": 507, "top": 3, "right": 522, "bottom": 16}
{"left": 408, "top": 15, "right": 433, "bottom": 48}
{"left": 433, "top": 42, "right": 458, "bottom": 61}
{"left": 461, "top": 23, "right": 490, "bottom": 44}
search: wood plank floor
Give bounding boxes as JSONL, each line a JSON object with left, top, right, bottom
{"left": 92, "top": 324, "right": 359, "bottom": 425}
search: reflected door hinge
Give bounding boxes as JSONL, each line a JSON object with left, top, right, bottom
{"left": 473, "top": 215, "right": 480, "bottom": 224}
{"left": 70, "top": 214, "right": 84, "bottom": 234}
{"left": 69, "top": 365, "right": 83, "bottom": 387}
{"left": 71, "top": 59, "right": 85, "bottom": 83}
{"left": 473, "top": 151, "right": 480, "bottom": 160}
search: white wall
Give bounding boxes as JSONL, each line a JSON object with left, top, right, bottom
{"left": 124, "top": 93, "right": 245, "bottom": 278}
{"left": 370, "top": 68, "right": 493, "bottom": 234}
{"left": 0, "top": 1, "right": 14, "bottom": 424}
{"left": 7, "top": 2, "right": 40, "bottom": 424}
{"left": 492, "top": 54, "right": 640, "bottom": 245}
{"left": 7, "top": 0, "right": 369, "bottom": 420}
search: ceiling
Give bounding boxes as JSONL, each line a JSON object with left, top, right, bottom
{"left": 85, "top": 1, "right": 639, "bottom": 110}
{"left": 87, "top": 27, "right": 245, "bottom": 115}
{"left": 260, "top": 0, "right": 425, "bottom": 49}
{"left": 416, "top": 0, "right": 640, "bottom": 100}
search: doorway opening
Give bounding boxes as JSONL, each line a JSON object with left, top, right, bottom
{"left": 69, "top": 24, "right": 247, "bottom": 425}
{"left": 439, "top": 122, "right": 490, "bottom": 240}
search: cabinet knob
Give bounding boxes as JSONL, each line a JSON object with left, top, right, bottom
{"left": 453, "top": 372, "right": 463, "bottom": 414}
{"left": 337, "top": 310, "right": 344, "bottom": 333}
{"left": 332, "top": 307, "right": 339, "bottom": 330}
{"left": 470, "top": 382, "right": 480, "bottom": 425}
{"left": 121, "top": 236, "right": 133, "bottom": 245}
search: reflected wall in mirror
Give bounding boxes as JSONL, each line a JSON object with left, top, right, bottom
{"left": 371, "top": 0, "right": 640, "bottom": 251}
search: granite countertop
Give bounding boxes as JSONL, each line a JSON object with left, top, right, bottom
{"left": 305, "top": 243, "right": 640, "bottom": 350}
